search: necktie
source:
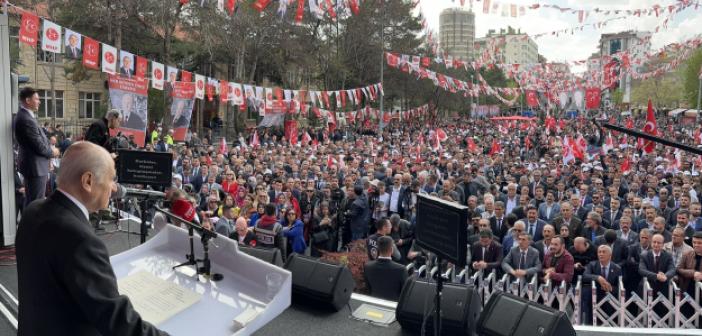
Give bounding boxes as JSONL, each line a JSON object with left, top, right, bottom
{"left": 519, "top": 252, "right": 526, "bottom": 270}
{"left": 654, "top": 255, "right": 660, "bottom": 272}
{"left": 601, "top": 265, "right": 608, "bottom": 278}
{"left": 497, "top": 218, "right": 502, "bottom": 231}
{"left": 529, "top": 223, "right": 534, "bottom": 237}
{"left": 482, "top": 247, "right": 486, "bottom": 260}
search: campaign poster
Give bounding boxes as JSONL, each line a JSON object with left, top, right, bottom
{"left": 108, "top": 74, "right": 149, "bottom": 147}
{"left": 170, "top": 82, "right": 195, "bottom": 142}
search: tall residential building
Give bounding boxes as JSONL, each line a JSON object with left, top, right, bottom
{"left": 439, "top": 8, "right": 475, "bottom": 61}
{"left": 474, "top": 26, "right": 539, "bottom": 65}
{"left": 597, "top": 30, "right": 652, "bottom": 103}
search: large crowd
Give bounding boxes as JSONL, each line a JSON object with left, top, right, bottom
{"left": 17, "top": 112, "right": 702, "bottom": 323}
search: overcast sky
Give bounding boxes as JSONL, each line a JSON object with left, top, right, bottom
{"left": 419, "top": 0, "right": 702, "bottom": 72}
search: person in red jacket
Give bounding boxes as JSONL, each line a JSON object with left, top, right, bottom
{"left": 542, "top": 236, "right": 575, "bottom": 285}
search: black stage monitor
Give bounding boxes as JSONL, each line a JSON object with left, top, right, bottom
{"left": 415, "top": 194, "right": 469, "bottom": 268}
{"left": 117, "top": 150, "right": 173, "bottom": 187}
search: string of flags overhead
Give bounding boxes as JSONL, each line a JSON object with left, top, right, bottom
{"left": 179, "top": 0, "right": 362, "bottom": 23}
{"left": 13, "top": 3, "right": 384, "bottom": 116}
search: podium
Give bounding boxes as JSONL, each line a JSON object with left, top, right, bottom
{"left": 110, "top": 225, "right": 291, "bottom": 335}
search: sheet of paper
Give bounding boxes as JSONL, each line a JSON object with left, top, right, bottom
{"left": 118, "top": 270, "right": 202, "bottom": 326}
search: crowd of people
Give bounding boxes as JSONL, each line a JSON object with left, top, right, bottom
{"left": 13, "top": 87, "right": 702, "bottom": 323}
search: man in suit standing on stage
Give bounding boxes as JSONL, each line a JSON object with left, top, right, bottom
{"left": 639, "top": 234, "right": 676, "bottom": 297}
{"left": 364, "top": 236, "right": 408, "bottom": 301}
{"left": 15, "top": 141, "right": 167, "bottom": 335}
{"left": 582, "top": 245, "right": 623, "bottom": 325}
{"left": 13, "top": 87, "right": 60, "bottom": 207}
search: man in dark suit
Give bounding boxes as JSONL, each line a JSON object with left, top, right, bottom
{"left": 594, "top": 229, "right": 628, "bottom": 269}
{"left": 521, "top": 205, "right": 547, "bottom": 242}
{"left": 64, "top": 33, "right": 81, "bottom": 59}
{"left": 490, "top": 201, "right": 509, "bottom": 242}
{"left": 230, "top": 216, "right": 256, "bottom": 246}
{"left": 602, "top": 198, "right": 622, "bottom": 230}
{"left": 16, "top": 142, "right": 167, "bottom": 335}
{"left": 502, "top": 232, "right": 542, "bottom": 281}
{"left": 616, "top": 215, "right": 638, "bottom": 245}
{"left": 538, "top": 190, "right": 561, "bottom": 223}
{"left": 532, "top": 224, "right": 556, "bottom": 262}
{"left": 471, "top": 230, "right": 503, "bottom": 276}
{"left": 552, "top": 202, "right": 584, "bottom": 239}
{"left": 582, "top": 244, "right": 623, "bottom": 325}
{"left": 119, "top": 55, "right": 134, "bottom": 78}
{"left": 119, "top": 94, "right": 145, "bottom": 130}
{"left": 364, "top": 236, "right": 408, "bottom": 301}
{"left": 639, "top": 233, "right": 676, "bottom": 297}
{"left": 191, "top": 165, "right": 209, "bottom": 193}
{"left": 624, "top": 229, "right": 651, "bottom": 297}
{"left": 13, "top": 87, "right": 60, "bottom": 207}
{"left": 570, "top": 194, "right": 591, "bottom": 222}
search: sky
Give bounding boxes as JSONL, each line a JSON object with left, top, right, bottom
{"left": 419, "top": 0, "right": 702, "bottom": 73}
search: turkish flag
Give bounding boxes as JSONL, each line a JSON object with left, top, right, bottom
{"left": 436, "top": 128, "right": 447, "bottom": 142}
{"left": 181, "top": 70, "right": 192, "bottom": 82}
{"left": 621, "top": 156, "right": 631, "bottom": 174}
{"left": 135, "top": 56, "right": 148, "bottom": 79}
{"left": 82, "top": 37, "right": 100, "bottom": 70}
{"left": 386, "top": 53, "right": 399, "bottom": 68}
{"left": 489, "top": 139, "right": 501, "bottom": 156}
{"left": 525, "top": 90, "right": 538, "bottom": 107}
{"left": 19, "top": 12, "right": 40, "bottom": 46}
{"left": 220, "top": 80, "right": 229, "bottom": 103}
{"left": 625, "top": 117, "right": 634, "bottom": 129}
{"left": 585, "top": 88, "right": 601, "bottom": 109}
{"left": 252, "top": 0, "right": 271, "bottom": 12}
{"left": 466, "top": 137, "right": 477, "bottom": 153}
{"left": 642, "top": 99, "right": 657, "bottom": 154}
{"left": 301, "top": 132, "right": 311, "bottom": 145}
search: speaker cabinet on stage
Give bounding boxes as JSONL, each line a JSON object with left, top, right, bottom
{"left": 283, "top": 253, "right": 354, "bottom": 311}
{"left": 238, "top": 245, "right": 284, "bottom": 267}
{"left": 395, "top": 277, "right": 482, "bottom": 336}
{"left": 477, "top": 292, "right": 575, "bottom": 336}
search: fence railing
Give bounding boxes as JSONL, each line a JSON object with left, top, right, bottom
{"left": 407, "top": 266, "right": 702, "bottom": 329}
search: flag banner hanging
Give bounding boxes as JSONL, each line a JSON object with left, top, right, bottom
{"left": 194, "top": 75, "right": 205, "bottom": 100}
{"left": 101, "top": 43, "right": 118, "bottom": 74}
{"left": 119, "top": 50, "right": 135, "bottom": 78}
{"left": 585, "top": 88, "right": 601, "bottom": 109}
{"left": 151, "top": 62, "right": 165, "bottom": 90}
{"left": 82, "top": 37, "right": 100, "bottom": 70}
{"left": 64, "top": 29, "right": 82, "bottom": 59}
{"left": 170, "top": 81, "right": 196, "bottom": 141}
{"left": 108, "top": 75, "right": 149, "bottom": 147}
{"left": 135, "top": 56, "right": 148, "bottom": 79}
{"left": 167, "top": 66, "right": 179, "bottom": 87}
{"left": 19, "top": 11, "right": 40, "bottom": 46}
{"left": 230, "top": 83, "right": 244, "bottom": 105}
{"left": 40, "top": 20, "right": 62, "bottom": 53}
{"left": 181, "top": 71, "right": 192, "bottom": 83}
{"left": 285, "top": 120, "right": 298, "bottom": 145}
{"left": 244, "top": 85, "right": 255, "bottom": 107}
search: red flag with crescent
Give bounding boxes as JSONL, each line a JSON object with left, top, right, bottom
{"left": 642, "top": 99, "right": 657, "bottom": 153}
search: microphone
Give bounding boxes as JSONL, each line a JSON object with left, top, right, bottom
{"left": 111, "top": 183, "right": 127, "bottom": 200}
{"left": 124, "top": 187, "right": 166, "bottom": 199}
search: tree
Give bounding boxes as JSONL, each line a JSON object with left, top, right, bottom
{"left": 631, "top": 75, "right": 683, "bottom": 109}
{"left": 682, "top": 48, "right": 702, "bottom": 109}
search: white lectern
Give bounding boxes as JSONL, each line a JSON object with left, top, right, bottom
{"left": 110, "top": 225, "right": 291, "bottom": 335}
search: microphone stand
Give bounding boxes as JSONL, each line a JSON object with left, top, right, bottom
{"left": 155, "top": 207, "right": 223, "bottom": 282}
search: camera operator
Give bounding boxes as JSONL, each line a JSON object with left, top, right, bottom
{"left": 85, "top": 109, "right": 128, "bottom": 156}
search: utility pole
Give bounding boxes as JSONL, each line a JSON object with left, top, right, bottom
{"left": 379, "top": 0, "right": 385, "bottom": 130}
{"left": 697, "top": 75, "right": 701, "bottom": 117}
{"left": 1, "top": 3, "right": 19, "bottom": 245}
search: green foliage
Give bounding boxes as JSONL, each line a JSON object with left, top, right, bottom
{"left": 631, "top": 75, "right": 683, "bottom": 109}
{"left": 682, "top": 48, "right": 702, "bottom": 108}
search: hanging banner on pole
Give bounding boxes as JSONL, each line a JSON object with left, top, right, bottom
{"left": 108, "top": 75, "right": 149, "bottom": 147}
{"left": 170, "top": 82, "right": 196, "bottom": 142}
{"left": 101, "top": 43, "right": 118, "bottom": 74}
{"left": 19, "top": 12, "right": 40, "bottom": 46}
{"left": 40, "top": 20, "right": 62, "bottom": 53}
{"left": 151, "top": 62, "right": 165, "bottom": 90}
{"left": 82, "top": 37, "right": 100, "bottom": 70}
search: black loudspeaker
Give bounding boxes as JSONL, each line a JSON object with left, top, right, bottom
{"left": 238, "top": 245, "right": 284, "bottom": 267}
{"left": 477, "top": 292, "right": 575, "bottom": 336}
{"left": 395, "top": 277, "right": 482, "bottom": 336}
{"left": 283, "top": 253, "right": 355, "bottom": 311}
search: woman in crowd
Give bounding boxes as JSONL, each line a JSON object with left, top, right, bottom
{"left": 249, "top": 202, "right": 266, "bottom": 228}
{"left": 310, "top": 202, "right": 336, "bottom": 256}
{"left": 221, "top": 170, "right": 238, "bottom": 196}
{"left": 283, "top": 210, "right": 307, "bottom": 255}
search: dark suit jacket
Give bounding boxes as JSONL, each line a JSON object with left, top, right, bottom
{"left": 582, "top": 226, "right": 605, "bottom": 242}
{"left": 602, "top": 209, "right": 622, "bottom": 230}
{"left": 638, "top": 250, "right": 676, "bottom": 289}
{"left": 583, "top": 261, "right": 623, "bottom": 298}
{"left": 574, "top": 205, "right": 591, "bottom": 222}
{"left": 230, "top": 230, "right": 257, "bottom": 246}
{"left": 13, "top": 107, "right": 53, "bottom": 177}
{"left": 470, "top": 241, "right": 503, "bottom": 274}
{"left": 363, "top": 258, "right": 408, "bottom": 301}
{"left": 16, "top": 192, "right": 167, "bottom": 335}
{"left": 489, "top": 216, "right": 510, "bottom": 242}
{"left": 521, "top": 219, "right": 547, "bottom": 242}
{"left": 65, "top": 45, "right": 81, "bottom": 59}
{"left": 593, "top": 237, "right": 628, "bottom": 269}
{"left": 123, "top": 112, "right": 145, "bottom": 130}
{"left": 119, "top": 67, "right": 134, "bottom": 78}
{"left": 511, "top": 206, "right": 526, "bottom": 221}
{"left": 532, "top": 240, "right": 550, "bottom": 263}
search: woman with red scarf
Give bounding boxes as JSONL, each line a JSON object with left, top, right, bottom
{"left": 221, "top": 171, "right": 238, "bottom": 197}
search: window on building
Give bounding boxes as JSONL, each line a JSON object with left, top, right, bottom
{"left": 36, "top": 50, "right": 62, "bottom": 63}
{"left": 79, "top": 92, "right": 101, "bottom": 119}
{"left": 36, "top": 90, "right": 64, "bottom": 119}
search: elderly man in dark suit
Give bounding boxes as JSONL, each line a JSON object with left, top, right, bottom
{"left": 582, "top": 245, "right": 623, "bottom": 325}
{"left": 13, "top": 87, "right": 60, "bottom": 207}
{"left": 624, "top": 229, "right": 651, "bottom": 297}
{"left": 639, "top": 233, "right": 676, "bottom": 297}
{"left": 552, "top": 202, "right": 583, "bottom": 239}
{"left": 471, "top": 230, "right": 503, "bottom": 276}
{"left": 594, "top": 229, "right": 628, "bottom": 270}
{"left": 502, "top": 232, "right": 542, "bottom": 281}
{"left": 363, "top": 236, "right": 408, "bottom": 301}
{"left": 15, "top": 142, "right": 167, "bottom": 335}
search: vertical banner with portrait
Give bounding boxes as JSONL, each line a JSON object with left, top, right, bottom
{"left": 108, "top": 75, "right": 149, "bottom": 147}
{"left": 64, "top": 29, "right": 82, "bottom": 59}
{"left": 170, "top": 82, "right": 195, "bottom": 142}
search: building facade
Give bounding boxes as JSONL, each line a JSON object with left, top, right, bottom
{"left": 439, "top": 8, "right": 475, "bottom": 61}
{"left": 474, "top": 26, "right": 539, "bottom": 65}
